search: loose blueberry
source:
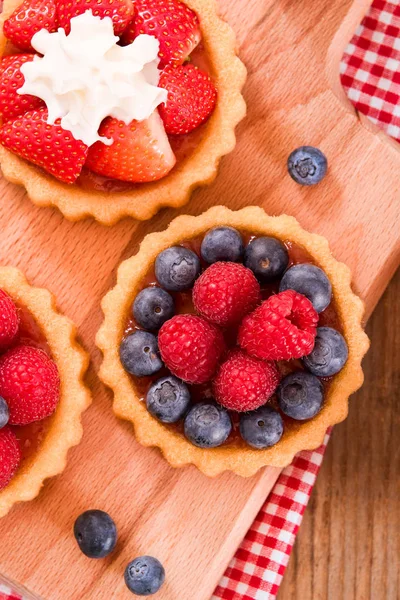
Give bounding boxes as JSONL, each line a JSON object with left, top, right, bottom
{"left": 146, "top": 375, "right": 191, "bottom": 423}
{"left": 124, "top": 556, "right": 165, "bottom": 596}
{"left": 244, "top": 236, "right": 289, "bottom": 282}
{"left": 133, "top": 287, "right": 175, "bottom": 331}
{"left": 184, "top": 401, "right": 232, "bottom": 448}
{"left": 303, "top": 326, "right": 348, "bottom": 377}
{"left": 277, "top": 371, "right": 324, "bottom": 420}
{"left": 74, "top": 510, "right": 117, "bottom": 559}
{"left": 240, "top": 405, "right": 284, "bottom": 449}
{"left": 155, "top": 246, "right": 201, "bottom": 291}
{"left": 120, "top": 331, "right": 163, "bottom": 377}
{"left": 0, "top": 397, "right": 9, "bottom": 429}
{"left": 287, "top": 146, "right": 327, "bottom": 186}
{"left": 279, "top": 263, "right": 332, "bottom": 313}
{"left": 201, "top": 226, "right": 244, "bottom": 264}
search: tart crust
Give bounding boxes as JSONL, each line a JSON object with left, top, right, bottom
{"left": 96, "top": 206, "right": 370, "bottom": 477}
{"left": 0, "top": 268, "right": 91, "bottom": 517}
{"left": 0, "top": 0, "right": 247, "bottom": 225}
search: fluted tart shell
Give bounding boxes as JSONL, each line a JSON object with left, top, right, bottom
{"left": 0, "top": 268, "right": 91, "bottom": 517}
{"left": 96, "top": 206, "right": 369, "bottom": 476}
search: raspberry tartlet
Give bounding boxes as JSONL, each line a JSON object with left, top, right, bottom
{"left": 0, "top": 268, "right": 90, "bottom": 517}
{"left": 0, "top": 0, "right": 246, "bottom": 224}
{"left": 97, "top": 206, "right": 369, "bottom": 476}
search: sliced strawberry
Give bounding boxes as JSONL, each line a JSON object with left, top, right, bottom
{"left": 159, "top": 64, "right": 217, "bottom": 134}
{"left": 3, "top": 0, "right": 58, "bottom": 52}
{"left": 56, "top": 0, "right": 134, "bottom": 36}
{"left": 0, "top": 109, "right": 88, "bottom": 184}
{"left": 0, "top": 54, "right": 45, "bottom": 123}
{"left": 85, "top": 112, "right": 176, "bottom": 183}
{"left": 121, "top": 0, "right": 201, "bottom": 68}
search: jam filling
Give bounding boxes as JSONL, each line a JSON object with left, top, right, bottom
{"left": 123, "top": 232, "right": 342, "bottom": 448}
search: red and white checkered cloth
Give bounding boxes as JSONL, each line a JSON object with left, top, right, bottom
{"left": 0, "top": 592, "right": 19, "bottom": 600}
{"left": 341, "top": 0, "right": 400, "bottom": 142}
{"left": 1, "top": 1, "right": 398, "bottom": 599}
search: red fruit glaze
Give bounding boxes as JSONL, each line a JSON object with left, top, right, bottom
{"left": 158, "top": 314, "right": 225, "bottom": 384}
{"left": 85, "top": 112, "right": 176, "bottom": 183}
{"left": 56, "top": 0, "right": 133, "bottom": 36}
{"left": 122, "top": 0, "right": 201, "bottom": 67}
{"left": 214, "top": 349, "right": 280, "bottom": 412}
{"left": 0, "top": 427, "right": 22, "bottom": 491}
{"left": 0, "top": 54, "right": 45, "bottom": 122}
{"left": 159, "top": 64, "right": 217, "bottom": 135}
{"left": 0, "top": 108, "right": 88, "bottom": 184}
{"left": 193, "top": 262, "right": 261, "bottom": 327}
{"left": 0, "top": 289, "right": 19, "bottom": 350}
{"left": 0, "top": 345, "right": 60, "bottom": 426}
{"left": 3, "top": 0, "right": 58, "bottom": 52}
{"left": 239, "top": 290, "right": 318, "bottom": 361}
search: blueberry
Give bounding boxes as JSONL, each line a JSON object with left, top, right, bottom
{"left": 133, "top": 287, "right": 175, "bottom": 331}
{"left": 0, "top": 397, "right": 9, "bottom": 429}
{"left": 146, "top": 375, "right": 191, "bottom": 423}
{"left": 279, "top": 263, "right": 332, "bottom": 313}
{"left": 184, "top": 401, "right": 232, "bottom": 448}
{"left": 277, "top": 371, "right": 324, "bottom": 420}
{"left": 240, "top": 405, "right": 284, "bottom": 449}
{"left": 155, "top": 246, "right": 201, "bottom": 291}
{"left": 120, "top": 331, "right": 163, "bottom": 377}
{"left": 244, "top": 237, "right": 289, "bottom": 282}
{"left": 201, "top": 227, "right": 244, "bottom": 264}
{"left": 287, "top": 146, "right": 327, "bottom": 186}
{"left": 74, "top": 510, "right": 117, "bottom": 559}
{"left": 124, "top": 556, "right": 165, "bottom": 596}
{"left": 303, "top": 327, "right": 348, "bottom": 377}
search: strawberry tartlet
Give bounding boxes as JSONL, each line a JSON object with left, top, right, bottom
{"left": 97, "top": 206, "right": 369, "bottom": 477}
{"left": 0, "top": 0, "right": 246, "bottom": 223}
{"left": 0, "top": 268, "right": 90, "bottom": 517}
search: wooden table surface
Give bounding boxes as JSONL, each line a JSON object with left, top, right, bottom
{"left": 279, "top": 269, "right": 400, "bottom": 600}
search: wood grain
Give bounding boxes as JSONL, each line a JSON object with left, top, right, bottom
{"left": 279, "top": 269, "right": 400, "bottom": 600}
{"left": 0, "top": 0, "right": 399, "bottom": 598}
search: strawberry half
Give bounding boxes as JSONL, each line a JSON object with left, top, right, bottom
{"left": 0, "top": 109, "right": 88, "bottom": 184}
{"left": 56, "top": 0, "right": 134, "bottom": 36}
{"left": 121, "top": 0, "right": 201, "bottom": 68}
{"left": 85, "top": 112, "right": 176, "bottom": 183}
{"left": 0, "top": 54, "right": 45, "bottom": 123}
{"left": 3, "top": 0, "right": 58, "bottom": 52}
{"left": 159, "top": 64, "right": 217, "bottom": 134}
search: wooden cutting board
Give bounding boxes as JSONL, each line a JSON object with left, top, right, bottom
{"left": 0, "top": 0, "right": 399, "bottom": 598}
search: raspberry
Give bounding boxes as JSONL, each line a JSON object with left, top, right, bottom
{"left": 0, "top": 345, "right": 60, "bottom": 425}
{"left": 193, "top": 262, "right": 261, "bottom": 327}
{"left": 0, "top": 289, "right": 19, "bottom": 349}
{"left": 238, "top": 290, "right": 318, "bottom": 361}
{"left": 0, "top": 427, "right": 21, "bottom": 490}
{"left": 214, "top": 350, "right": 280, "bottom": 412}
{"left": 158, "top": 315, "right": 225, "bottom": 384}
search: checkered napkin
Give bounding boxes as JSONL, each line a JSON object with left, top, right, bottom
{"left": 341, "top": 0, "right": 400, "bottom": 142}
{"left": 1, "top": 1, "right": 398, "bottom": 599}
{"left": 0, "top": 591, "right": 20, "bottom": 600}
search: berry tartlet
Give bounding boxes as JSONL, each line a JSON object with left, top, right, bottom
{"left": 0, "top": 0, "right": 246, "bottom": 224}
{"left": 0, "top": 268, "right": 90, "bottom": 516}
{"left": 97, "top": 206, "right": 369, "bottom": 476}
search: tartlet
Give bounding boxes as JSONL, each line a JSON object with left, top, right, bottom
{"left": 0, "top": 267, "right": 90, "bottom": 517}
{"left": 0, "top": 0, "right": 246, "bottom": 225}
{"left": 97, "top": 206, "right": 370, "bottom": 477}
